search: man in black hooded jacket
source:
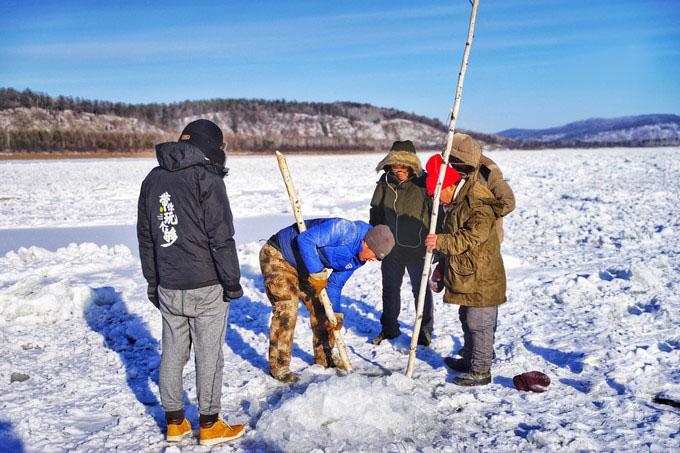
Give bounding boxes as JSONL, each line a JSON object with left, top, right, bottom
{"left": 137, "top": 119, "right": 244, "bottom": 446}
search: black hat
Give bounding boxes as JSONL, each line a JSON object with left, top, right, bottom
{"left": 179, "top": 119, "right": 225, "bottom": 166}
{"left": 390, "top": 140, "right": 416, "bottom": 154}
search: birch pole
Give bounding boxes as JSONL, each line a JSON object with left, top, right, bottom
{"left": 405, "top": 0, "right": 479, "bottom": 378}
{"left": 275, "top": 150, "right": 353, "bottom": 372}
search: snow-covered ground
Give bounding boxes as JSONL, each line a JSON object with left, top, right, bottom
{"left": 1, "top": 148, "right": 678, "bottom": 451}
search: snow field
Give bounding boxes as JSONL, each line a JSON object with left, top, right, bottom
{"left": 1, "top": 148, "right": 679, "bottom": 451}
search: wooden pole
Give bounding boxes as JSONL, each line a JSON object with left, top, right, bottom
{"left": 405, "top": 0, "right": 480, "bottom": 378}
{"left": 275, "top": 150, "right": 353, "bottom": 372}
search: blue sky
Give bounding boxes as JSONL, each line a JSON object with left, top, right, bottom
{"left": 1, "top": 0, "right": 678, "bottom": 132}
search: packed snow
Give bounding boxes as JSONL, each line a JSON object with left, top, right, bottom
{"left": 0, "top": 148, "right": 678, "bottom": 451}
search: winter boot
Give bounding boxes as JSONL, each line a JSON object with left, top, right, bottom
{"left": 417, "top": 331, "right": 432, "bottom": 347}
{"left": 371, "top": 331, "right": 399, "bottom": 345}
{"left": 166, "top": 418, "right": 193, "bottom": 443}
{"left": 271, "top": 369, "right": 300, "bottom": 384}
{"left": 444, "top": 356, "right": 469, "bottom": 373}
{"left": 199, "top": 419, "right": 245, "bottom": 446}
{"left": 452, "top": 371, "right": 492, "bottom": 387}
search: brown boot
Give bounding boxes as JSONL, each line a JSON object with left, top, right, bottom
{"left": 166, "top": 418, "right": 193, "bottom": 443}
{"left": 199, "top": 419, "right": 245, "bottom": 446}
{"left": 370, "top": 331, "right": 399, "bottom": 345}
{"left": 452, "top": 371, "right": 492, "bottom": 387}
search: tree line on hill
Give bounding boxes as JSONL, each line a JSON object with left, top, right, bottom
{"left": 0, "top": 88, "right": 450, "bottom": 154}
{"left": 0, "top": 88, "right": 445, "bottom": 129}
{"left": 0, "top": 128, "right": 163, "bottom": 152}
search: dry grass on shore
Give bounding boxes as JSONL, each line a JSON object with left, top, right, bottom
{"left": 0, "top": 148, "right": 389, "bottom": 160}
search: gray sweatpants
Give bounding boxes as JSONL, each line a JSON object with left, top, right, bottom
{"left": 459, "top": 305, "right": 498, "bottom": 373}
{"left": 158, "top": 284, "right": 229, "bottom": 417}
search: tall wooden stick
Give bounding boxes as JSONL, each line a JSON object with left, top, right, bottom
{"left": 405, "top": 0, "right": 480, "bottom": 378}
{"left": 275, "top": 150, "right": 353, "bottom": 372}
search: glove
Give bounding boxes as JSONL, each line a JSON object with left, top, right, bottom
{"left": 429, "top": 261, "right": 445, "bottom": 293}
{"left": 222, "top": 284, "right": 244, "bottom": 302}
{"left": 325, "top": 312, "right": 344, "bottom": 332}
{"left": 147, "top": 284, "right": 159, "bottom": 309}
{"left": 308, "top": 268, "right": 332, "bottom": 292}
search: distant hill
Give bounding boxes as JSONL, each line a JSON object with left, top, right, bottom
{"left": 3, "top": 88, "right": 674, "bottom": 154}
{"left": 0, "top": 88, "right": 460, "bottom": 153}
{"left": 498, "top": 114, "right": 680, "bottom": 147}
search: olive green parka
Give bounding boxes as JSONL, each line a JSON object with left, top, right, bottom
{"left": 436, "top": 179, "right": 507, "bottom": 307}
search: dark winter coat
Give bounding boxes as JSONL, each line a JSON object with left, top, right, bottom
{"left": 275, "top": 218, "right": 370, "bottom": 307}
{"left": 369, "top": 153, "right": 431, "bottom": 262}
{"left": 137, "top": 141, "right": 241, "bottom": 294}
{"left": 436, "top": 180, "right": 506, "bottom": 307}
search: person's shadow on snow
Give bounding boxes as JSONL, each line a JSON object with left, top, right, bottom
{"left": 523, "top": 340, "right": 585, "bottom": 374}
{"left": 342, "top": 294, "right": 447, "bottom": 372}
{"left": 84, "top": 287, "right": 195, "bottom": 430}
{"left": 0, "top": 419, "right": 24, "bottom": 453}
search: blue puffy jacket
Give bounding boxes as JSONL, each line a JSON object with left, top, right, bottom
{"left": 276, "top": 218, "right": 371, "bottom": 308}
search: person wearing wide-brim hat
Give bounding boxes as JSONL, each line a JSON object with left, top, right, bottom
{"left": 369, "top": 140, "right": 434, "bottom": 347}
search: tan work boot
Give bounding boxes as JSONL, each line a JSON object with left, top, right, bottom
{"left": 199, "top": 419, "right": 245, "bottom": 446}
{"left": 166, "top": 418, "right": 193, "bottom": 443}
{"left": 271, "top": 368, "right": 300, "bottom": 384}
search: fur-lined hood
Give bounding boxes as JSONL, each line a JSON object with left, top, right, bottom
{"left": 450, "top": 133, "right": 481, "bottom": 170}
{"left": 375, "top": 150, "right": 422, "bottom": 175}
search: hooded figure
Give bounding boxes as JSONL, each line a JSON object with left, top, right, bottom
{"left": 449, "top": 133, "right": 515, "bottom": 242}
{"left": 369, "top": 140, "right": 434, "bottom": 346}
{"left": 424, "top": 153, "right": 507, "bottom": 387}
{"left": 137, "top": 119, "right": 245, "bottom": 445}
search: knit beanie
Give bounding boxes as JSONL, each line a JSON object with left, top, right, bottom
{"left": 179, "top": 119, "right": 225, "bottom": 167}
{"left": 449, "top": 133, "right": 481, "bottom": 169}
{"left": 425, "top": 153, "right": 462, "bottom": 196}
{"left": 364, "top": 225, "right": 395, "bottom": 260}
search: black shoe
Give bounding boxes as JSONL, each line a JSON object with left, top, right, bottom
{"left": 370, "top": 332, "right": 398, "bottom": 345}
{"left": 417, "top": 331, "right": 432, "bottom": 347}
{"left": 444, "top": 356, "right": 469, "bottom": 372}
{"left": 452, "top": 371, "right": 491, "bottom": 387}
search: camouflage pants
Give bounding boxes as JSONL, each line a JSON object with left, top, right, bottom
{"left": 259, "top": 241, "right": 341, "bottom": 378}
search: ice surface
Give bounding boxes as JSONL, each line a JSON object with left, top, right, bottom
{"left": 0, "top": 148, "right": 679, "bottom": 451}
{"left": 255, "top": 373, "right": 448, "bottom": 451}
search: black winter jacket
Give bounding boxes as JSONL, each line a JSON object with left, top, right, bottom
{"left": 369, "top": 173, "right": 431, "bottom": 262}
{"left": 137, "top": 142, "right": 241, "bottom": 294}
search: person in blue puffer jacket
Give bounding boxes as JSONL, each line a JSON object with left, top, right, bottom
{"left": 259, "top": 218, "right": 395, "bottom": 383}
